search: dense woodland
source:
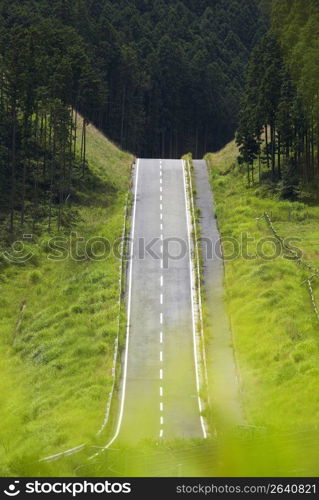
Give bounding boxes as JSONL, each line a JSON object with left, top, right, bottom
{"left": 0, "top": 0, "right": 266, "bottom": 234}
{"left": 237, "top": 0, "right": 319, "bottom": 199}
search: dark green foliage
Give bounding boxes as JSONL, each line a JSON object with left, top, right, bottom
{"left": 81, "top": 0, "right": 266, "bottom": 158}
{"left": 0, "top": 0, "right": 266, "bottom": 233}
{"left": 0, "top": 10, "right": 103, "bottom": 234}
{"left": 1, "top": 0, "right": 265, "bottom": 157}
{"left": 237, "top": 0, "right": 319, "bottom": 199}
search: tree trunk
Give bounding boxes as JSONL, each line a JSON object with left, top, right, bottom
{"left": 82, "top": 118, "right": 87, "bottom": 177}
{"left": 265, "top": 124, "right": 270, "bottom": 170}
{"left": 277, "top": 132, "right": 281, "bottom": 179}
{"left": 258, "top": 153, "right": 261, "bottom": 183}
{"left": 270, "top": 123, "right": 275, "bottom": 179}
{"left": 48, "top": 113, "right": 56, "bottom": 232}
{"left": 120, "top": 85, "right": 126, "bottom": 146}
{"left": 9, "top": 100, "right": 17, "bottom": 232}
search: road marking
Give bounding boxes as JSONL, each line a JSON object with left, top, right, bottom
{"left": 159, "top": 159, "right": 164, "bottom": 442}
{"left": 100, "top": 159, "right": 140, "bottom": 450}
{"left": 39, "top": 444, "right": 86, "bottom": 463}
{"left": 182, "top": 160, "right": 207, "bottom": 440}
{"left": 186, "top": 160, "right": 210, "bottom": 398}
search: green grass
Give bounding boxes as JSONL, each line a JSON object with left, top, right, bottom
{"left": 71, "top": 429, "right": 319, "bottom": 477}
{"left": 205, "top": 143, "right": 319, "bottom": 431}
{"left": 0, "top": 119, "right": 134, "bottom": 476}
{"left": 3, "top": 133, "right": 319, "bottom": 477}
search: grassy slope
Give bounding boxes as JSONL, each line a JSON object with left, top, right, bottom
{"left": 0, "top": 119, "right": 134, "bottom": 476}
{"left": 205, "top": 143, "right": 319, "bottom": 431}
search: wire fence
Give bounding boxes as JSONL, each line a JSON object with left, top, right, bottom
{"left": 259, "top": 211, "right": 319, "bottom": 324}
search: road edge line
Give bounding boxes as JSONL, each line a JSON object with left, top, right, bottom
{"left": 38, "top": 163, "right": 137, "bottom": 464}
{"left": 97, "top": 188, "right": 130, "bottom": 436}
{"left": 186, "top": 158, "right": 210, "bottom": 396}
{"left": 182, "top": 159, "right": 208, "bottom": 439}
{"left": 96, "top": 158, "right": 140, "bottom": 454}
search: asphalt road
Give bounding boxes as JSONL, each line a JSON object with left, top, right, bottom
{"left": 193, "top": 160, "right": 243, "bottom": 424}
{"left": 115, "top": 159, "right": 205, "bottom": 445}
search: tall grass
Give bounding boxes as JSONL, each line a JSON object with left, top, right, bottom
{"left": 205, "top": 143, "right": 319, "bottom": 432}
{"left": 0, "top": 119, "right": 134, "bottom": 476}
{"left": 3, "top": 135, "right": 319, "bottom": 477}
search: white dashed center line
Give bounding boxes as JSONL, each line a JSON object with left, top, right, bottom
{"left": 159, "top": 161, "right": 164, "bottom": 441}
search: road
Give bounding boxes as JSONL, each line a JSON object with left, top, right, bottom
{"left": 193, "top": 160, "right": 243, "bottom": 424}
{"left": 112, "top": 159, "right": 206, "bottom": 446}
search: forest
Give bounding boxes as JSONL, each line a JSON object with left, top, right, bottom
{"left": 237, "top": 0, "right": 319, "bottom": 199}
{"left": 0, "top": 0, "right": 266, "bottom": 235}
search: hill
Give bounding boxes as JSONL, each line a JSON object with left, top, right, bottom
{"left": 206, "top": 141, "right": 319, "bottom": 431}
{"left": 0, "top": 116, "right": 133, "bottom": 476}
